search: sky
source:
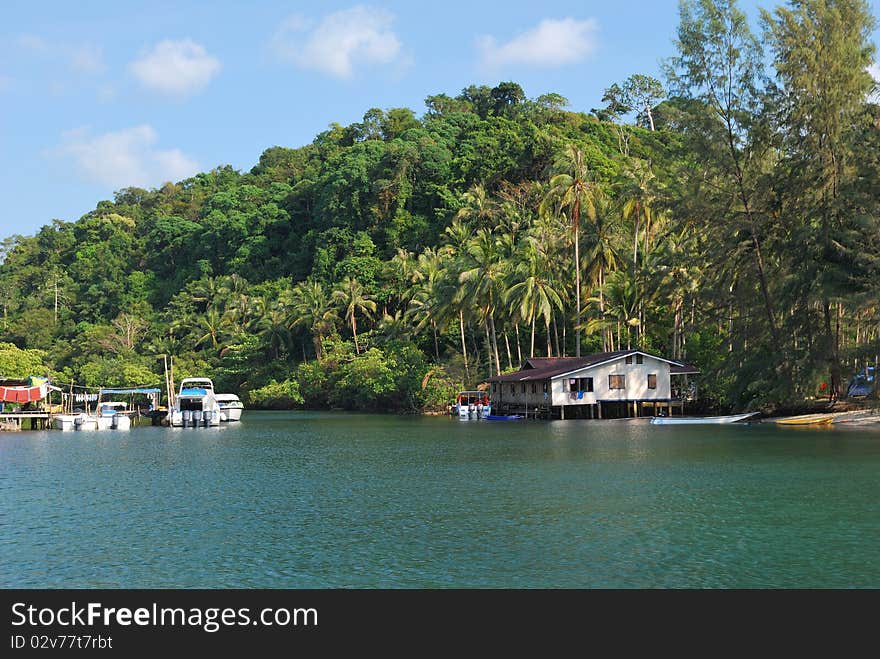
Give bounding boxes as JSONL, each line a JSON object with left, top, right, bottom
{"left": 1, "top": 0, "right": 878, "bottom": 240}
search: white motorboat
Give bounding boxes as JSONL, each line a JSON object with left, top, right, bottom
{"left": 97, "top": 401, "right": 131, "bottom": 430}
{"left": 168, "top": 378, "right": 221, "bottom": 427}
{"left": 52, "top": 414, "right": 79, "bottom": 431}
{"left": 649, "top": 412, "right": 758, "bottom": 425}
{"left": 74, "top": 413, "right": 98, "bottom": 431}
{"left": 216, "top": 393, "right": 244, "bottom": 422}
{"left": 455, "top": 391, "right": 491, "bottom": 419}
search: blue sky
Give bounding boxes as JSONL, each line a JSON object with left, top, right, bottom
{"left": 1, "top": 0, "right": 878, "bottom": 240}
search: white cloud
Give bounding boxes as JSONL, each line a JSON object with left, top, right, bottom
{"left": 869, "top": 62, "right": 880, "bottom": 83}
{"left": 478, "top": 18, "right": 599, "bottom": 70}
{"left": 52, "top": 125, "right": 200, "bottom": 189}
{"left": 271, "top": 5, "right": 402, "bottom": 78}
{"left": 129, "top": 39, "right": 221, "bottom": 96}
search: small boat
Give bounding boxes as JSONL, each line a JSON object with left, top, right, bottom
{"left": 52, "top": 414, "right": 79, "bottom": 431}
{"left": 455, "top": 391, "right": 491, "bottom": 419}
{"left": 168, "top": 378, "right": 221, "bottom": 427}
{"left": 96, "top": 402, "right": 131, "bottom": 430}
{"left": 485, "top": 414, "right": 524, "bottom": 421}
{"left": 650, "top": 412, "right": 758, "bottom": 425}
{"left": 216, "top": 393, "right": 244, "bottom": 422}
{"left": 73, "top": 413, "right": 98, "bottom": 431}
{"left": 774, "top": 414, "right": 834, "bottom": 426}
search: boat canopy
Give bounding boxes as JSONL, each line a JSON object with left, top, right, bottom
{"left": 100, "top": 388, "right": 161, "bottom": 395}
{"left": 180, "top": 388, "right": 208, "bottom": 396}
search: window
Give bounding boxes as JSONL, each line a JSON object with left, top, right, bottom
{"left": 531, "top": 383, "right": 536, "bottom": 394}
{"left": 492, "top": 383, "right": 497, "bottom": 393}
{"left": 609, "top": 374, "right": 626, "bottom": 390}
{"left": 625, "top": 356, "right": 633, "bottom": 364}
{"left": 521, "top": 383, "right": 526, "bottom": 394}
{"left": 510, "top": 384, "right": 515, "bottom": 394}
{"left": 648, "top": 374, "right": 657, "bottom": 390}
{"left": 636, "top": 354, "right": 643, "bottom": 365}
{"left": 567, "top": 378, "right": 576, "bottom": 392}
{"left": 542, "top": 382, "right": 548, "bottom": 393}
{"left": 579, "top": 377, "right": 594, "bottom": 392}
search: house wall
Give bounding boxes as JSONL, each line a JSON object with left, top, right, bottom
{"left": 490, "top": 380, "right": 551, "bottom": 409}
{"left": 550, "top": 355, "right": 672, "bottom": 406}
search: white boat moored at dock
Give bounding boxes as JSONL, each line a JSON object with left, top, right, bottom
{"left": 455, "top": 391, "right": 491, "bottom": 419}
{"left": 216, "top": 393, "right": 244, "bottom": 422}
{"left": 168, "top": 378, "right": 221, "bottom": 427}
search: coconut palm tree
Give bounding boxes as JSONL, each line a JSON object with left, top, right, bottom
{"left": 506, "top": 239, "right": 564, "bottom": 357}
{"left": 332, "top": 277, "right": 377, "bottom": 355}
{"left": 458, "top": 228, "right": 509, "bottom": 376}
{"left": 455, "top": 184, "right": 499, "bottom": 231}
{"left": 541, "top": 145, "right": 596, "bottom": 357}
{"left": 579, "top": 189, "right": 621, "bottom": 351}
{"left": 286, "top": 280, "right": 337, "bottom": 360}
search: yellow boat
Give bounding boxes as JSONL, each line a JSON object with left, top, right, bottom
{"left": 774, "top": 414, "right": 834, "bottom": 426}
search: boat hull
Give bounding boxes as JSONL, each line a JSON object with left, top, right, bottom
{"left": 74, "top": 415, "right": 98, "bottom": 431}
{"left": 774, "top": 415, "right": 834, "bottom": 426}
{"left": 220, "top": 405, "right": 243, "bottom": 422}
{"left": 52, "top": 414, "right": 78, "bottom": 431}
{"left": 650, "top": 412, "right": 758, "bottom": 425}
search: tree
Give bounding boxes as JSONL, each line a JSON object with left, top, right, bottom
{"left": 287, "top": 281, "right": 337, "bottom": 360}
{"left": 763, "top": 0, "right": 878, "bottom": 399}
{"left": 542, "top": 145, "right": 597, "bottom": 357}
{"left": 332, "top": 277, "right": 377, "bottom": 355}
{"left": 666, "top": 0, "right": 781, "bottom": 349}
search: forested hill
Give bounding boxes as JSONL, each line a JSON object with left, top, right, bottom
{"left": 1, "top": 0, "right": 879, "bottom": 412}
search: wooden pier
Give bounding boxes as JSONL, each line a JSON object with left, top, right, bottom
{"left": 0, "top": 412, "right": 51, "bottom": 431}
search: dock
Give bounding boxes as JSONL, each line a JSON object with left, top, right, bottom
{"left": 0, "top": 412, "right": 51, "bottom": 430}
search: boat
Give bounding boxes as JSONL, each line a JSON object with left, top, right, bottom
{"left": 73, "top": 413, "right": 97, "bottom": 431}
{"left": 774, "top": 414, "right": 834, "bottom": 426}
{"left": 485, "top": 414, "right": 524, "bottom": 421}
{"left": 216, "top": 393, "right": 244, "bottom": 422}
{"left": 96, "top": 401, "right": 131, "bottom": 430}
{"left": 455, "top": 391, "right": 491, "bottom": 419}
{"left": 168, "top": 378, "right": 221, "bottom": 427}
{"left": 650, "top": 412, "right": 759, "bottom": 425}
{"left": 52, "top": 414, "right": 79, "bottom": 431}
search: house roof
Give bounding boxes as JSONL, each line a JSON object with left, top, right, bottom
{"left": 670, "top": 362, "right": 700, "bottom": 375}
{"left": 486, "top": 350, "right": 700, "bottom": 383}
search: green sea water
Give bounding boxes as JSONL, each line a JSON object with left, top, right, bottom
{"left": 2, "top": 412, "right": 878, "bottom": 588}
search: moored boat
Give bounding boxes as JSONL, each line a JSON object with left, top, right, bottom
{"left": 168, "top": 378, "right": 221, "bottom": 427}
{"left": 774, "top": 414, "right": 834, "bottom": 426}
{"left": 216, "top": 393, "right": 244, "bottom": 422}
{"left": 455, "top": 391, "right": 491, "bottom": 419}
{"left": 650, "top": 412, "right": 758, "bottom": 425}
{"left": 52, "top": 414, "right": 79, "bottom": 431}
{"left": 96, "top": 401, "right": 131, "bottom": 430}
{"left": 73, "top": 413, "right": 98, "bottom": 431}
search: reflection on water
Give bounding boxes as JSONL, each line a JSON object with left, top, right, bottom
{"left": 2, "top": 412, "right": 879, "bottom": 588}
